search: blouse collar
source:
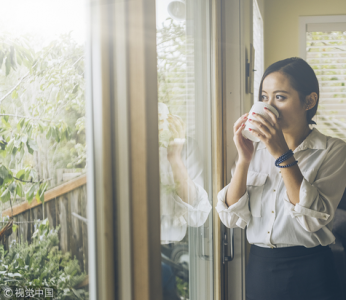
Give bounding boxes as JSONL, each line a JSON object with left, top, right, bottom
{"left": 256, "top": 127, "right": 327, "bottom": 153}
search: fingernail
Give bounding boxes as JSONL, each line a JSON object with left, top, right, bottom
{"left": 249, "top": 128, "right": 252, "bottom": 131}
{"left": 242, "top": 123, "right": 245, "bottom": 127}
{"left": 243, "top": 116, "right": 247, "bottom": 119}
{"left": 252, "top": 112, "right": 256, "bottom": 115}
{"left": 249, "top": 118, "right": 252, "bottom": 121}
{"left": 264, "top": 107, "right": 267, "bottom": 109}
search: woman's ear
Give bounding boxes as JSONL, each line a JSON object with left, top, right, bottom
{"left": 305, "top": 92, "right": 318, "bottom": 110}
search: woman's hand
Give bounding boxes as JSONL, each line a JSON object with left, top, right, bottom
{"left": 248, "top": 108, "right": 289, "bottom": 159}
{"left": 167, "top": 114, "right": 185, "bottom": 163}
{"left": 166, "top": 115, "right": 197, "bottom": 206}
{"left": 233, "top": 113, "right": 254, "bottom": 163}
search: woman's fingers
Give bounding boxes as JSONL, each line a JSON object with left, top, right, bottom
{"left": 233, "top": 122, "right": 254, "bottom": 162}
{"left": 169, "top": 123, "right": 179, "bottom": 139}
{"left": 235, "top": 122, "right": 245, "bottom": 134}
{"left": 173, "top": 115, "right": 185, "bottom": 131}
{"left": 253, "top": 112, "right": 279, "bottom": 132}
{"left": 263, "top": 108, "right": 279, "bottom": 127}
{"left": 248, "top": 116, "right": 271, "bottom": 137}
{"left": 248, "top": 127, "right": 264, "bottom": 141}
{"left": 176, "top": 116, "right": 186, "bottom": 137}
{"left": 234, "top": 122, "right": 246, "bottom": 144}
{"left": 168, "top": 115, "right": 184, "bottom": 138}
{"left": 233, "top": 113, "right": 249, "bottom": 134}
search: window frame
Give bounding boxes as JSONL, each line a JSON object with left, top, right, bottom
{"left": 87, "top": 0, "right": 162, "bottom": 299}
{"left": 299, "top": 15, "right": 346, "bottom": 60}
{"left": 253, "top": 0, "right": 264, "bottom": 103}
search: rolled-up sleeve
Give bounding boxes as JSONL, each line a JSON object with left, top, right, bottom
{"left": 174, "top": 182, "right": 212, "bottom": 227}
{"left": 215, "top": 155, "right": 251, "bottom": 229}
{"left": 284, "top": 141, "right": 346, "bottom": 233}
{"left": 172, "top": 137, "right": 212, "bottom": 227}
{"left": 215, "top": 183, "right": 251, "bottom": 229}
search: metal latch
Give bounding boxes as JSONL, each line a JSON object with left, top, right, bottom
{"left": 222, "top": 227, "right": 234, "bottom": 263}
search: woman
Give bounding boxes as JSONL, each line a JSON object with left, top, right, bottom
{"left": 159, "top": 102, "right": 211, "bottom": 244}
{"left": 216, "top": 57, "right": 346, "bottom": 300}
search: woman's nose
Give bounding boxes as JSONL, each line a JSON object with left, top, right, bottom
{"left": 267, "top": 98, "right": 275, "bottom": 106}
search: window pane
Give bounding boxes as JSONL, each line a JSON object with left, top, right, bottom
{"left": 156, "top": 1, "right": 213, "bottom": 299}
{"left": 0, "top": 1, "right": 89, "bottom": 298}
{"left": 306, "top": 30, "right": 346, "bottom": 141}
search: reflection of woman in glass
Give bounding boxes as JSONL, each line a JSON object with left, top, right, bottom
{"left": 159, "top": 103, "right": 212, "bottom": 244}
{"left": 216, "top": 58, "right": 346, "bottom": 299}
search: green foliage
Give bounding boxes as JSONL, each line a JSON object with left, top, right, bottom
{"left": 157, "top": 18, "right": 188, "bottom": 114}
{"left": 0, "top": 219, "right": 88, "bottom": 299}
{"left": 176, "top": 276, "right": 189, "bottom": 299}
{"left": 0, "top": 32, "right": 86, "bottom": 208}
{"left": 306, "top": 31, "right": 346, "bottom": 140}
{"left": 0, "top": 34, "right": 34, "bottom": 76}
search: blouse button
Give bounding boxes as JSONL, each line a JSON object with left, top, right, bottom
{"left": 272, "top": 211, "right": 274, "bottom": 213}
{"left": 273, "top": 189, "right": 276, "bottom": 192}
{"left": 267, "top": 231, "right": 270, "bottom": 234}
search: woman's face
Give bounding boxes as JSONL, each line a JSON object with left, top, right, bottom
{"left": 260, "top": 71, "right": 308, "bottom": 131}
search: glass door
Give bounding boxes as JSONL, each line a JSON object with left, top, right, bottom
{"left": 0, "top": 0, "right": 94, "bottom": 299}
{"left": 156, "top": 1, "right": 214, "bottom": 299}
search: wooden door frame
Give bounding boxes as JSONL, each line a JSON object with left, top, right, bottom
{"left": 211, "top": 0, "right": 224, "bottom": 299}
{"left": 219, "top": 0, "right": 247, "bottom": 299}
{"left": 86, "top": 0, "right": 241, "bottom": 299}
{"left": 87, "top": 0, "right": 162, "bottom": 299}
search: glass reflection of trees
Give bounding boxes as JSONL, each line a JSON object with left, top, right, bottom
{"left": 157, "top": 19, "right": 211, "bottom": 244}
{"left": 0, "top": 33, "right": 86, "bottom": 211}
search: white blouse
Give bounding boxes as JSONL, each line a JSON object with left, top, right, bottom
{"left": 216, "top": 127, "right": 346, "bottom": 248}
{"left": 160, "top": 137, "right": 212, "bottom": 244}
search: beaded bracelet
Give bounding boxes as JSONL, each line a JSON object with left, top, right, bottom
{"left": 276, "top": 160, "right": 298, "bottom": 168}
{"left": 275, "top": 149, "right": 293, "bottom": 166}
{"left": 275, "top": 149, "right": 298, "bottom": 168}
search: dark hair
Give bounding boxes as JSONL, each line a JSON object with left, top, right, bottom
{"left": 258, "top": 57, "right": 319, "bottom": 125}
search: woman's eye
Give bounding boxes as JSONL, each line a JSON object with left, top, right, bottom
{"left": 260, "top": 95, "right": 285, "bottom": 101}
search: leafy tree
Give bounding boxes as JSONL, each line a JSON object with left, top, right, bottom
{"left": 0, "top": 219, "right": 88, "bottom": 299}
{"left": 0, "top": 32, "right": 86, "bottom": 211}
{"left": 157, "top": 18, "right": 188, "bottom": 116}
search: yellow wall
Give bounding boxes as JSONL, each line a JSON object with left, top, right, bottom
{"left": 263, "top": 0, "right": 346, "bottom": 69}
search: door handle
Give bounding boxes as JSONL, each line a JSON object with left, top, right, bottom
{"left": 222, "top": 227, "right": 234, "bottom": 263}
{"left": 198, "top": 223, "right": 212, "bottom": 260}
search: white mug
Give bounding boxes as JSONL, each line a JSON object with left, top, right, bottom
{"left": 242, "top": 102, "right": 280, "bottom": 142}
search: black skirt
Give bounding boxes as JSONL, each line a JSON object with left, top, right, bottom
{"left": 246, "top": 244, "right": 343, "bottom": 300}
